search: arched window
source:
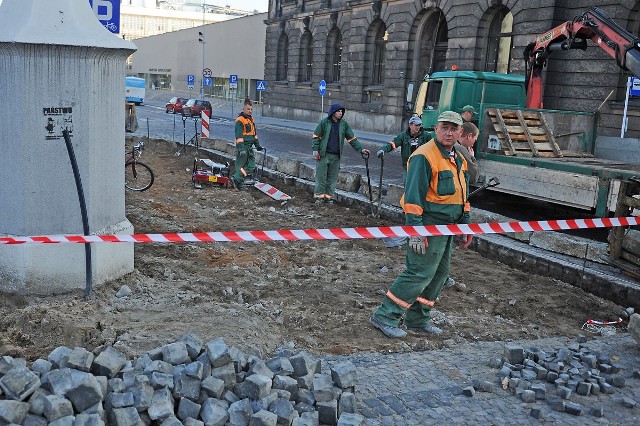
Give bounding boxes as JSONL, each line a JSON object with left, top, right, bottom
{"left": 485, "top": 8, "right": 513, "bottom": 73}
{"left": 276, "top": 33, "right": 289, "bottom": 81}
{"left": 365, "top": 20, "right": 387, "bottom": 86}
{"left": 416, "top": 11, "right": 448, "bottom": 78}
{"left": 298, "top": 30, "right": 313, "bottom": 82}
{"left": 326, "top": 27, "right": 342, "bottom": 83}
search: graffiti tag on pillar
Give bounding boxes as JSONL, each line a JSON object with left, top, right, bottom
{"left": 43, "top": 107, "right": 74, "bottom": 141}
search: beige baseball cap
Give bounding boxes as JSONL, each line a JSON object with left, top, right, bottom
{"left": 437, "top": 111, "right": 463, "bottom": 125}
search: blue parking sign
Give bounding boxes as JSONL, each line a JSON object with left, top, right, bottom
{"left": 187, "top": 75, "right": 195, "bottom": 85}
{"left": 631, "top": 77, "right": 640, "bottom": 97}
{"left": 89, "top": 0, "right": 120, "bottom": 34}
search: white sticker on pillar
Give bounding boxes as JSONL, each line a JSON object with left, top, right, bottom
{"left": 43, "top": 107, "right": 74, "bottom": 141}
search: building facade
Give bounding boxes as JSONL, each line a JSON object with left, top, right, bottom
{"left": 128, "top": 13, "right": 267, "bottom": 100}
{"left": 120, "top": 0, "right": 252, "bottom": 41}
{"left": 263, "top": 0, "right": 640, "bottom": 137}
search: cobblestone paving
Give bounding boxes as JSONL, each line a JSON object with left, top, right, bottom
{"left": 323, "top": 334, "right": 640, "bottom": 425}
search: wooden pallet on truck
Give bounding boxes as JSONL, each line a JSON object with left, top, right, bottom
{"left": 485, "top": 108, "right": 563, "bottom": 158}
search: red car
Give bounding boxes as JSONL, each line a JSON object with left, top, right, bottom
{"left": 182, "top": 99, "right": 212, "bottom": 117}
{"left": 165, "top": 97, "right": 188, "bottom": 113}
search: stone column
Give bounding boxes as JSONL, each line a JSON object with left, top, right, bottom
{"left": 0, "top": 0, "right": 137, "bottom": 294}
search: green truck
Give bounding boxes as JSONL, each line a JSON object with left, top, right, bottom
{"left": 413, "top": 70, "right": 639, "bottom": 217}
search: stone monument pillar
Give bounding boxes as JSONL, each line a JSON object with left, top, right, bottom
{"left": 0, "top": 0, "right": 137, "bottom": 294}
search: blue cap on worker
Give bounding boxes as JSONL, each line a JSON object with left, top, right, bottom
{"left": 408, "top": 116, "right": 422, "bottom": 126}
{"left": 437, "top": 111, "right": 463, "bottom": 125}
{"left": 462, "top": 105, "right": 476, "bottom": 114}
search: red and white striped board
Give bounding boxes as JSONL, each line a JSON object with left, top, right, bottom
{"left": 254, "top": 182, "right": 292, "bottom": 201}
{"left": 1, "top": 216, "right": 638, "bottom": 245}
{"left": 201, "top": 110, "right": 210, "bottom": 138}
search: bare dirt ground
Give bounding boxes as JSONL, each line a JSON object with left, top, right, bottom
{"left": 0, "top": 138, "right": 628, "bottom": 362}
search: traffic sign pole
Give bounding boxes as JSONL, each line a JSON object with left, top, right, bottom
{"left": 318, "top": 80, "right": 327, "bottom": 116}
{"left": 256, "top": 80, "right": 267, "bottom": 122}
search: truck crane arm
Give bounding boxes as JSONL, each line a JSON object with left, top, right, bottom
{"left": 524, "top": 7, "right": 640, "bottom": 109}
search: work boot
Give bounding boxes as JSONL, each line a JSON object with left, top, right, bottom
{"left": 326, "top": 199, "right": 334, "bottom": 205}
{"left": 443, "top": 277, "right": 455, "bottom": 289}
{"left": 406, "top": 324, "right": 443, "bottom": 335}
{"left": 314, "top": 198, "right": 324, "bottom": 204}
{"left": 230, "top": 178, "right": 239, "bottom": 191}
{"left": 370, "top": 316, "right": 406, "bottom": 338}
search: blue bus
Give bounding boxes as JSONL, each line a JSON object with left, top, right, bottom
{"left": 125, "top": 76, "right": 146, "bottom": 105}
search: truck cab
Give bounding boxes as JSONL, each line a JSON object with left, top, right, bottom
{"left": 414, "top": 71, "right": 526, "bottom": 152}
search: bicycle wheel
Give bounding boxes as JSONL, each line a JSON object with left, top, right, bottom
{"left": 125, "top": 161, "right": 154, "bottom": 191}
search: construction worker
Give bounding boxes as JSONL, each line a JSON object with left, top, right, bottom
{"left": 231, "top": 97, "right": 263, "bottom": 190}
{"left": 376, "top": 116, "right": 432, "bottom": 181}
{"left": 370, "top": 111, "right": 471, "bottom": 338}
{"left": 455, "top": 122, "right": 480, "bottom": 184}
{"left": 461, "top": 105, "right": 476, "bottom": 123}
{"left": 440, "top": 121, "right": 480, "bottom": 291}
{"left": 312, "top": 103, "right": 369, "bottom": 204}
{"left": 377, "top": 115, "right": 432, "bottom": 248}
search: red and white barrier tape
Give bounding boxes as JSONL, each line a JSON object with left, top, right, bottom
{"left": 1, "top": 216, "right": 638, "bottom": 245}
{"left": 585, "top": 318, "right": 623, "bottom": 326}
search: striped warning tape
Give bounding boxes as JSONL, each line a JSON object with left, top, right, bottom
{"left": 1, "top": 216, "right": 638, "bottom": 245}
{"left": 254, "top": 182, "right": 292, "bottom": 201}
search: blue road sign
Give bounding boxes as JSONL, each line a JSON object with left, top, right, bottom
{"left": 256, "top": 80, "right": 267, "bottom": 91}
{"left": 631, "top": 77, "right": 640, "bottom": 97}
{"left": 89, "top": 0, "right": 120, "bottom": 34}
{"left": 187, "top": 75, "right": 195, "bottom": 85}
{"left": 318, "top": 80, "right": 327, "bottom": 96}
{"left": 229, "top": 74, "right": 238, "bottom": 89}
{"left": 203, "top": 77, "right": 212, "bottom": 86}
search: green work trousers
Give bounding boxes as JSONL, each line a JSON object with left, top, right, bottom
{"left": 373, "top": 235, "right": 453, "bottom": 328}
{"left": 314, "top": 153, "right": 341, "bottom": 199}
{"left": 232, "top": 143, "right": 256, "bottom": 187}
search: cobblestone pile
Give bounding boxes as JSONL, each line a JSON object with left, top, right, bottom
{"left": 486, "top": 335, "right": 639, "bottom": 420}
{"left": 0, "top": 334, "right": 364, "bottom": 426}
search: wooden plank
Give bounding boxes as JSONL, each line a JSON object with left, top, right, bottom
{"left": 516, "top": 109, "right": 539, "bottom": 155}
{"left": 608, "top": 181, "right": 629, "bottom": 261}
{"left": 538, "top": 113, "right": 563, "bottom": 157}
{"left": 492, "top": 109, "right": 516, "bottom": 155}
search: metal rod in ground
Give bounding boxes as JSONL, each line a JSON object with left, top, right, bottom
{"left": 375, "top": 155, "right": 384, "bottom": 217}
{"left": 146, "top": 117, "right": 150, "bottom": 140}
{"left": 258, "top": 148, "right": 266, "bottom": 181}
{"left": 62, "top": 129, "right": 93, "bottom": 300}
{"left": 193, "top": 118, "right": 199, "bottom": 153}
{"left": 172, "top": 115, "right": 176, "bottom": 142}
{"left": 361, "top": 151, "right": 375, "bottom": 216}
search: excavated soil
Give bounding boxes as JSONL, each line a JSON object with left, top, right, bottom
{"left": 0, "top": 138, "right": 627, "bottom": 361}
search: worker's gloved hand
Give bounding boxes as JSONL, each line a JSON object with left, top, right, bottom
{"left": 377, "top": 149, "right": 385, "bottom": 159}
{"left": 361, "top": 149, "right": 370, "bottom": 155}
{"left": 313, "top": 151, "right": 320, "bottom": 160}
{"left": 409, "top": 236, "right": 426, "bottom": 255}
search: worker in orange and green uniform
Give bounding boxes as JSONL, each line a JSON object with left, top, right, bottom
{"left": 312, "top": 103, "right": 369, "bottom": 204}
{"left": 231, "top": 97, "right": 263, "bottom": 190}
{"left": 370, "top": 111, "right": 472, "bottom": 338}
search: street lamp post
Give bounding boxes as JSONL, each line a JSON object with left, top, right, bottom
{"left": 198, "top": 31, "right": 205, "bottom": 100}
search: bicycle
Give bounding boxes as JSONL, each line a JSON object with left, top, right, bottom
{"left": 125, "top": 139, "right": 154, "bottom": 191}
